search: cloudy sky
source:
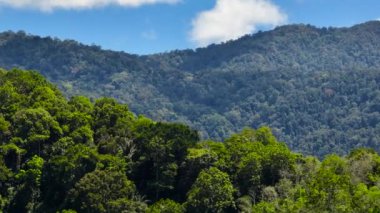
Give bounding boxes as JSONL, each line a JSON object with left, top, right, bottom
{"left": 0, "top": 0, "right": 379, "bottom": 54}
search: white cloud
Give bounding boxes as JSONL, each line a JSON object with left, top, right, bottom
{"left": 0, "top": 0, "right": 180, "bottom": 11}
{"left": 190, "top": 0, "right": 287, "bottom": 46}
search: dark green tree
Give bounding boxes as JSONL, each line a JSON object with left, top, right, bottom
{"left": 186, "top": 167, "right": 235, "bottom": 212}
{"left": 67, "top": 169, "right": 142, "bottom": 213}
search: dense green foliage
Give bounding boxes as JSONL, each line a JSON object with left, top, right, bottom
{"left": 0, "top": 22, "right": 380, "bottom": 157}
{"left": 1, "top": 69, "right": 380, "bottom": 212}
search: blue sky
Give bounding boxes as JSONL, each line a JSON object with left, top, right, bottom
{"left": 0, "top": 0, "right": 379, "bottom": 55}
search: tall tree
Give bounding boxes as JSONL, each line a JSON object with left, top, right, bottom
{"left": 186, "top": 167, "right": 235, "bottom": 212}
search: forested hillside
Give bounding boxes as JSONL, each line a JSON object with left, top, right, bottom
{"left": 1, "top": 21, "right": 380, "bottom": 156}
{"left": 1, "top": 69, "right": 380, "bottom": 212}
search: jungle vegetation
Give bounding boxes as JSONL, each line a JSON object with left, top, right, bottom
{"left": 1, "top": 69, "right": 380, "bottom": 212}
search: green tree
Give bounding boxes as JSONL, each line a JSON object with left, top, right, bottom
{"left": 348, "top": 148, "right": 380, "bottom": 185}
{"left": 353, "top": 183, "right": 380, "bottom": 213}
{"left": 0, "top": 82, "right": 23, "bottom": 119}
{"left": 307, "top": 155, "right": 353, "bottom": 212}
{"left": 255, "top": 126, "right": 277, "bottom": 145}
{"left": 132, "top": 122, "right": 198, "bottom": 201}
{"left": 0, "top": 143, "right": 26, "bottom": 171}
{"left": 251, "top": 201, "right": 276, "bottom": 213}
{"left": 40, "top": 144, "right": 98, "bottom": 211}
{"left": 0, "top": 154, "right": 12, "bottom": 211}
{"left": 12, "top": 108, "right": 62, "bottom": 157}
{"left": 68, "top": 96, "right": 94, "bottom": 115}
{"left": 177, "top": 146, "right": 219, "bottom": 201}
{"left": 8, "top": 155, "right": 44, "bottom": 213}
{"left": 0, "top": 115, "right": 10, "bottom": 142}
{"left": 68, "top": 169, "right": 140, "bottom": 213}
{"left": 186, "top": 167, "right": 235, "bottom": 212}
{"left": 93, "top": 98, "right": 135, "bottom": 155}
{"left": 29, "top": 86, "right": 68, "bottom": 117}
{"left": 260, "top": 142, "right": 296, "bottom": 186}
{"left": 148, "top": 199, "right": 184, "bottom": 213}
{"left": 237, "top": 152, "right": 263, "bottom": 196}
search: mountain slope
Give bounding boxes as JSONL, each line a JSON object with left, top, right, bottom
{"left": 1, "top": 21, "right": 380, "bottom": 156}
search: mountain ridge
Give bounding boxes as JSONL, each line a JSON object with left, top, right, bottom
{"left": 1, "top": 21, "right": 380, "bottom": 157}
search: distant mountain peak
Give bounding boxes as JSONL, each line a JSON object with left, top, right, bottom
{"left": 273, "top": 23, "right": 320, "bottom": 32}
{"left": 350, "top": 20, "right": 380, "bottom": 33}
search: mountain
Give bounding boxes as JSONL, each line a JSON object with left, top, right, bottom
{"left": 1, "top": 21, "right": 380, "bottom": 157}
